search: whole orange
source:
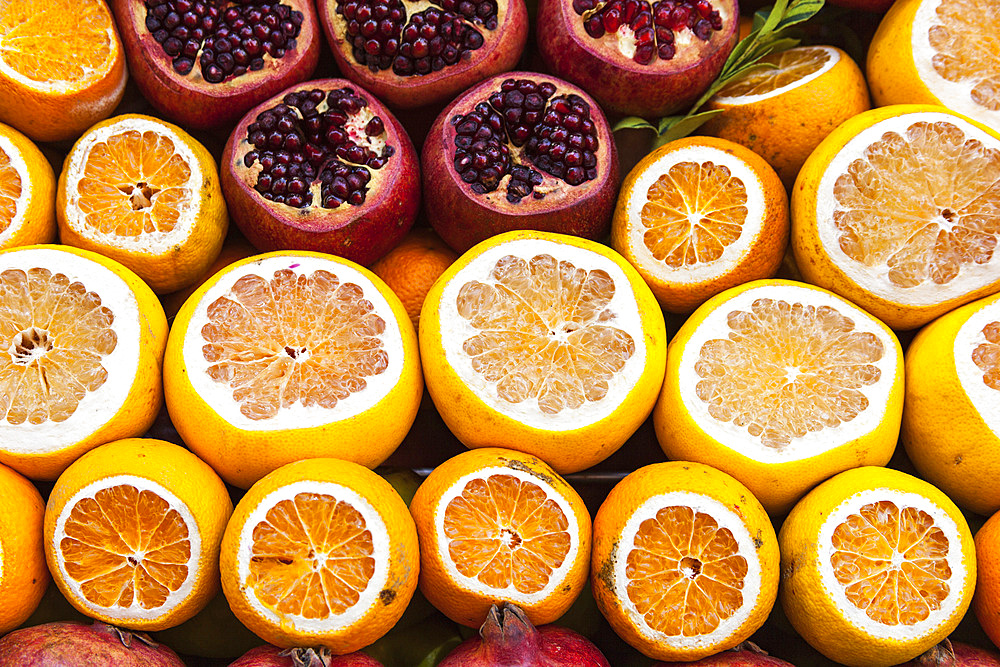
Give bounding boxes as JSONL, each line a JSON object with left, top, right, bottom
{"left": 371, "top": 228, "right": 459, "bottom": 329}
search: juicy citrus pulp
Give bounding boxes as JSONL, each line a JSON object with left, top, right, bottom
{"left": 0, "top": 138, "right": 23, "bottom": 237}
{"left": 713, "top": 46, "right": 837, "bottom": 100}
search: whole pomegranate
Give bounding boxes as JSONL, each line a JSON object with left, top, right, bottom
{"left": 438, "top": 602, "right": 610, "bottom": 666}
{"left": 230, "top": 645, "right": 383, "bottom": 666}
{"left": 421, "top": 72, "right": 618, "bottom": 253}
{"left": 900, "top": 640, "right": 1000, "bottom": 666}
{"left": 317, "top": 0, "right": 529, "bottom": 109}
{"left": 221, "top": 78, "right": 421, "bottom": 264}
{"left": 536, "top": 0, "right": 739, "bottom": 117}
{"left": 112, "top": 0, "right": 321, "bottom": 129}
{"left": 0, "top": 621, "right": 185, "bottom": 666}
{"left": 654, "top": 645, "right": 796, "bottom": 665}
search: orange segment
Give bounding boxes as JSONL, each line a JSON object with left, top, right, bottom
{"left": 59, "top": 484, "right": 192, "bottom": 611}
{"left": 973, "top": 320, "right": 1000, "bottom": 388}
{"left": 456, "top": 253, "right": 635, "bottom": 414}
{"left": 201, "top": 269, "right": 389, "bottom": 420}
{"left": 247, "top": 492, "right": 376, "bottom": 620}
{"left": 443, "top": 473, "right": 570, "bottom": 595}
{"left": 715, "top": 47, "right": 831, "bottom": 98}
{"left": 0, "top": 147, "right": 21, "bottom": 234}
{"left": 927, "top": 0, "right": 1000, "bottom": 112}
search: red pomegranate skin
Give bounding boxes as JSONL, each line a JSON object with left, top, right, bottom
{"left": 654, "top": 648, "right": 796, "bottom": 666}
{"left": 221, "top": 78, "right": 421, "bottom": 265}
{"left": 317, "top": 0, "right": 529, "bottom": 110}
{"left": 0, "top": 621, "right": 186, "bottom": 667}
{"left": 899, "top": 641, "right": 1000, "bottom": 666}
{"left": 535, "top": 0, "right": 739, "bottom": 117}
{"left": 229, "top": 644, "right": 384, "bottom": 666}
{"left": 438, "top": 603, "right": 610, "bottom": 667}
{"left": 421, "top": 71, "right": 619, "bottom": 254}
{"left": 112, "top": 0, "right": 321, "bottom": 130}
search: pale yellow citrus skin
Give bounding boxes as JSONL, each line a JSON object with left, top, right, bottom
{"left": 408, "top": 447, "right": 592, "bottom": 628}
{"left": 653, "top": 278, "right": 904, "bottom": 516}
{"left": 0, "top": 244, "right": 168, "bottom": 481}
{"left": 56, "top": 114, "right": 229, "bottom": 295}
{"left": 591, "top": 461, "right": 779, "bottom": 662}
{"left": 791, "top": 104, "right": 1000, "bottom": 330}
{"left": 902, "top": 291, "right": 1000, "bottom": 516}
{"left": 419, "top": 229, "right": 668, "bottom": 475}
{"left": 43, "top": 438, "right": 233, "bottom": 632}
{"left": 0, "top": 461, "right": 49, "bottom": 634}
{"left": 163, "top": 250, "right": 423, "bottom": 489}
{"left": 220, "top": 458, "right": 419, "bottom": 653}
{"left": 0, "top": 122, "right": 56, "bottom": 250}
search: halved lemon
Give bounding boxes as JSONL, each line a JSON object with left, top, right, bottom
{"left": 654, "top": 279, "right": 904, "bottom": 515}
{"left": 163, "top": 251, "right": 422, "bottom": 489}
{"left": 0, "top": 122, "right": 55, "bottom": 250}
{"left": 780, "top": 466, "right": 976, "bottom": 666}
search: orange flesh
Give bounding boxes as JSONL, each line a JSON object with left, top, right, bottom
{"left": 456, "top": 253, "right": 635, "bottom": 414}
{"left": 626, "top": 505, "right": 748, "bottom": 636}
{"left": 973, "top": 320, "right": 1000, "bottom": 389}
{"left": 0, "top": 0, "right": 114, "bottom": 84}
{"left": 833, "top": 120, "right": 1000, "bottom": 288}
{"left": 248, "top": 492, "right": 376, "bottom": 619}
{"left": 201, "top": 269, "right": 389, "bottom": 420}
{"left": 60, "top": 484, "right": 191, "bottom": 610}
{"left": 831, "top": 500, "right": 952, "bottom": 625}
{"left": 443, "top": 473, "right": 571, "bottom": 595}
{"left": 0, "top": 146, "right": 21, "bottom": 233}
{"left": 929, "top": 0, "right": 1000, "bottom": 112}
{"left": 77, "top": 129, "right": 192, "bottom": 237}
{"left": 715, "top": 47, "right": 830, "bottom": 97}
{"left": 0, "top": 267, "right": 117, "bottom": 425}
{"left": 695, "top": 298, "right": 884, "bottom": 448}
{"left": 639, "top": 161, "right": 748, "bottom": 268}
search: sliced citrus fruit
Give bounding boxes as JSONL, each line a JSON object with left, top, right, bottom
{"left": 792, "top": 104, "right": 1000, "bottom": 330}
{"left": 0, "top": 461, "right": 48, "bottom": 634}
{"left": 591, "top": 461, "right": 778, "bottom": 662}
{"left": 220, "top": 458, "right": 419, "bottom": 652}
{"left": 610, "top": 136, "right": 789, "bottom": 314}
{"left": 867, "top": 0, "right": 1000, "bottom": 133}
{"left": 974, "top": 509, "right": 1000, "bottom": 650}
{"left": 57, "top": 114, "right": 229, "bottom": 295}
{"left": 0, "top": 244, "right": 167, "bottom": 481}
{"left": 902, "top": 291, "right": 1000, "bottom": 515}
{"left": 0, "top": 122, "right": 55, "bottom": 251}
{"left": 780, "top": 466, "right": 976, "bottom": 667}
{"left": 159, "top": 232, "right": 257, "bottom": 320}
{"left": 44, "top": 438, "right": 233, "bottom": 631}
{"left": 163, "top": 250, "right": 422, "bottom": 489}
{"left": 419, "top": 229, "right": 667, "bottom": 474}
{"left": 0, "top": 0, "right": 126, "bottom": 143}
{"left": 654, "top": 279, "right": 904, "bottom": 515}
{"left": 702, "top": 45, "right": 871, "bottom": 188}
{"left": 409, "top": 447, "right": 591, "bottom": 628}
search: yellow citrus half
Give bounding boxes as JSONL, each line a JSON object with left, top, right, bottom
{"left": 0, "top": 122, "right": 55, "bottom": 251}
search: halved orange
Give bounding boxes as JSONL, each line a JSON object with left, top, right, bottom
{"left": 409, "top": 447, "right": 591, "bottom": 628}
{"left": 220, "top": 458, "right": 419, "bottom": 653}
{"left": 0, "top": 0, "right": 127, "bottom": 142}
{"left": 0, "top": 122, "right": 55, "bottom": 250}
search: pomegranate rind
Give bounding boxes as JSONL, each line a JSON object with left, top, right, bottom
{"left": 536, "top": 0, "right": 739, "bottom": 117}
{"left": 317, "top": 0, "right": 529, "bottom": 110}
{"left": 422, "top": 72, "right": 619, "bottom": 254}
{"left": 110, "top": 0, "right": 321, "bottom": 130}
{"left": 222, "top": 78, "right": 421, "bottom": 266}
{"left": 0, "top": 621, "right": 187, "bottom": 667}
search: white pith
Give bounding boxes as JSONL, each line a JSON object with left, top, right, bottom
{"left": 51, "top": 475, "right": 202, "bottom": 622}
{"left": 814, "top": 111, "right": 1000, "bottom": 305}
{"left": 816, "top": 488, "right": 968, "bottom": 640}
{"left": 621, "top": 144, "right": 768, "bottom": 283}
{"left": 0, "top": 134, "right": 30, "bottom": 244}
{"left": 181, "top": 254, "right": 406, "bottom": 431}
{"left": 953, "top": 296, "right": 1000, "bottom": 437}
{"left": 61, "top": 117, "right": 201, "bottom": 254}
{"left": 0, "top": 247, "right": 141, "bottom": 454}
{"left": 235, "top": 480, "right": 391, "bottom": 634}
{"left": 911, "top": 0, "right": 1000, "bottom": 130}
{"left": 613, "top": 491, "right": 763, "bottom": 648}
{"left": 712, "top": 46, "right": 839, "bottom": 104}
{"left": 676, "top": 282, "right": 899, "bottom": 463}
{"left": 437, "top": 237, "right": 648, "bottom": 430}
{"left": 432, "top": 466, "right": 581, "bottom": 604}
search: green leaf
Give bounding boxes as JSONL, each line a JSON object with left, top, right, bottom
{"left": 757, "top": 0, "right": 790, "bottom": 38}
{"left": 774, "top": 0, "right": 825, "bottom": 30}
{"left": 657, "top": 115, "right": 688, "bottom": 134}
{"left": 613, "top": 116, "right": 659, "bottom": 133}
{"left": 655, "top": 110, "right": 725, "bottom": 146}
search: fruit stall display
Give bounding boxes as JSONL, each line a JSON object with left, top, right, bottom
{"left": 0, "top": 0, "right": 999, "bottom": 665}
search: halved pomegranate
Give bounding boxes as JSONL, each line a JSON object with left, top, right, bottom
{"left": 112, "top": 0, "right": 321, "bottom": 129}
{"left": 316, "top": 0, "right": 528, "bottom": 109}
{"left": 536, "top": 0, "right": 739, "bottom": 117}
{"left": 222, "top": 79, "right": 420, "bottom": 264}
{"left": 421, "top": 72, "right": 618, "bottom": 253}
